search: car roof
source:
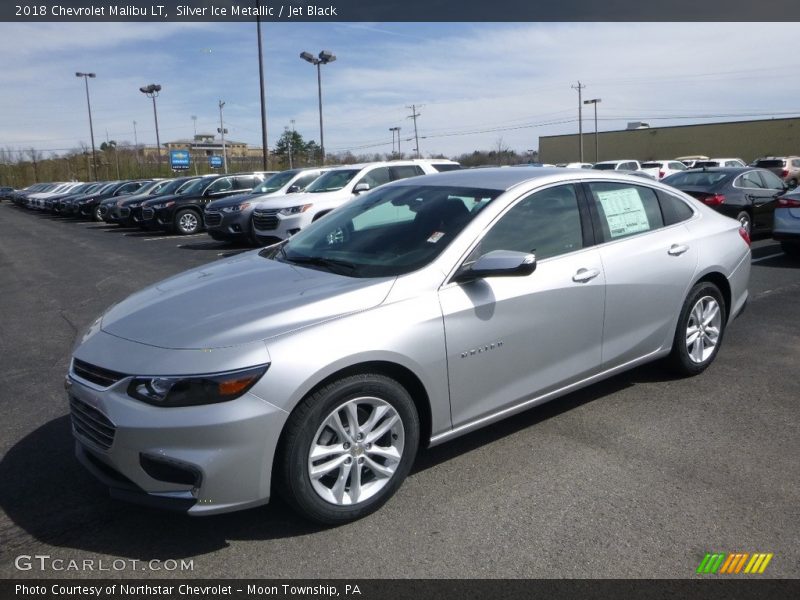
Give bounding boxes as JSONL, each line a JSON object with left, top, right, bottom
{"left": 390, "top": 166, "right": 654, "bottom": 191}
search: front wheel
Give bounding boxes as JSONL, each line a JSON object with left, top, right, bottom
{"left": 174, "top": 209, "right": 201, "bottom": 235}
{"left": 278, "top": 374, "right": 420, "bottom": 525}
{"left": 668, "top": 282, "right": 726, "bottom": 376}
{"left": 93, "top": 206, "right": 103, "bottom": 222}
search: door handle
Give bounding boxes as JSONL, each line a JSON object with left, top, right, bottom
{"left": 572, "top": 268, "right": 600, "bottom": 283}
{"left": 668, "top": 244, "right": 689, "bottom": 256}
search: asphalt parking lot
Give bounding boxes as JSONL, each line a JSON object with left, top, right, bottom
{"left": 0, "top": 201, "right": 798, "bottom": 579}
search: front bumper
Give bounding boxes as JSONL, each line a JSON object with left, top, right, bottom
{"left": 205, "top": 209, "right": 253, "bottom": 241}
{"left": 772, "top": 207, "right": 800, "bottom": 242}
{"left": 67, "top": 336, "right": 287, "bottom": 515}
{"left": 251, "top": 210, "right": 311, "bottom": 243}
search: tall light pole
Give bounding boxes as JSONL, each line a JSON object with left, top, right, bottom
{"left": 218, "top": 100, "right": 228, "bottom": 174}
{"left": 572, "top": 81, "right": 585, "bottom": 162}
{"left": 583, "top": 98, "right": 601, "bottom": 162}
{"left": 256, "top": 0, "right": 269, "bottom": 171}
{"left": 285, "top": 125, "right": 293, "bottom": 169}
{"left": 300, "top": 50, "right": 336, "bottom": 165}
{"left": 139, "top": 83, "right": 162, "bottom": 170}
{"left": 75, "top": 72, "right": 98, "bottom": 181}
{"left": 389, "top": 126, "right": 401, "bottom": 156}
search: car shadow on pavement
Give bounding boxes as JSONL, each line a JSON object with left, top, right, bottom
{"left": 412, "top": 361, "right": 683, "bottom": 475}
{"left": 0, "top": 417, "right": 326, "bottom": 562}
{"left": 0, "top": 362, "right": 681, "bottom": 561}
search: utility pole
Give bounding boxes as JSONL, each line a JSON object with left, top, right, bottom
{"left": 572, "top": 81, "right": 586, "bottom": 162}
{"left": 190, "top": 116, "right": 198, "bottom": 175}
{"left": 406, "top": 105, "right": 421, "bottom": 158}
{"left": 218, "top": 100, "right": 228, "bottom": 174}
{"left": 133, "top": 120, "right": 141, "bottom": 176}
{"left": 285, "top": 126, "right": 293, "bottom": 169}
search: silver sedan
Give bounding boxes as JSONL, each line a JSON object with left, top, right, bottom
{"left": 67, "top": 168, "right": 751, "bottom": 523}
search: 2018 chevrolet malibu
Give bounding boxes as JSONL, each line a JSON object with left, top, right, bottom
{"left": 67, "top": 168, "right": 750, "bottom": 523}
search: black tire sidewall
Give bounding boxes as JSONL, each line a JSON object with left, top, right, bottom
{"left": 279, "top": 374, "right": 420, "bottom": 525}
{"left": 175, "top": 208, "right": 200, "bottom": 235}
{"left": 670, "top": 282, "right": 727, "bottom": 375}
{"left": 735, "top": 211, "right": 751, "bottom": 234}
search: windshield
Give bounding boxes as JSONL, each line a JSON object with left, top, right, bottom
{"left": 252, "top": 170, "right": 298, "bottom": 194}
{"left": 176, "top": 177, "right": 209, "bottom": 195}
{"left": 663, "top": 171, "right": 730, "bottom": 188}
{"left": 133, "top": 180, "right": 163, "bottom": 195}
{"left": 153, "top": 178, "right": 190, "bottom": 195}
{"left": 262, "top": 184, "right": 501, "bottom": 277}
{"left": 305, "top": 169, "right": 360, "bottom": 193}
{"left": 592, "top": 163, "right": 618, "bottom": 170}
{"left": 95, "top": 183, "right": 118, "bottom": 194}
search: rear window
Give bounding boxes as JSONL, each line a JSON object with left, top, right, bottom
{"left": 662, "top": 171, "right": 730, "bottom": 188}
{"left": 640, "top": 162, "right": 662, "bottom": 169}
{"left": 755, "top": 159, "right": 784, "bottom": 168}
{"left": 592, "top": 163, "right": 618, "bottom": 170}
{"left": 431, "top": 163, "right": 461, "bottom": 172}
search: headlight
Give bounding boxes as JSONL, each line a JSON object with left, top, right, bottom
{"left": 278, "top": 204, "right": 312, "bottom": 216}
{"left": 221, "top": 202, "right": 251, "bottom": 213}
{"left": 116, "top": 199, "right": 125, "bottom": 207}
{"left": 130, "top": 202, "right": 141, "bottom": 208}
{"left": 127, "top": 364, "right": 269, "bottom": 407}
{"left": 154, "top": 200, "right": 175, "bottom": 209}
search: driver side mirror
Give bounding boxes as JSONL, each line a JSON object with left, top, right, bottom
{"left": 453, "top": 250, "right": 536, "bottom": 283}
{"left": 353, "top": 183, "right": 370, "bottom": 194}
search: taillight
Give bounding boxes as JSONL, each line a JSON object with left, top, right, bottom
{"left": 659, "top": 170, "right": 665, "bottom": 179}
{"left": 738, "top": 227, "right": 750, "bottom": 247}
{"left": 700, "top": 193, "right": 726, "bottom": 206}
{"left": 781, "top": 169, "right": 789, "bottom": 178}
{"left": 778, "top": 196, "right": 800, "bottom": 207}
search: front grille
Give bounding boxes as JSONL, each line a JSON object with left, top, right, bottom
{"left": 253, "top": 209, "right": 279, "bottom": 231}
{"left": 72, "top": 358, "right": 126, "bottom": 388}
{"left": 205, "top": 212, "right": 222, "bottom": 227}
{"left": 142, "top": 208, "right": 154, "bottom": 220}
{"left": 70, "top": 396, "right": 116, "bottom": 450}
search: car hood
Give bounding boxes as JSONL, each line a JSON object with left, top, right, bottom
{"left": 206, "top": 192, "right": 259, "bottom": 210}
{"left": 254, "top": 189, "right": 347, "bottom": 209}
{"left": 141, "top": 192, "right": 181, "bottom": 207}
{"left": 100, "top": 251, "right": 395, "bottom": 349}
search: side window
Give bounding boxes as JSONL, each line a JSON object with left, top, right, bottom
{"left": 670, "top": 162, "right": 686, "bottom": 171}
{"left": 792, "top": 159, "right": 800, "bottom": 168}
{"left": 357, "top": 167, "right": 391, "bottom": 189}
{"left": 207, "top": 178, "right": 234, "bottom": 193}
{"left": 587, "top": 182, "right": 664, "bottom": 242}
{"left": 658, "top": 191, "right": 695, "bottom": 226}
{"left": 235, "top": 176, "right": 257, "bottom": 190}
{"left": 737, "top": 171, "right": 765, "bottom": 189}
{"left": 473, "top": 184, "right": 583, "bottom": 261}
{"left": 389, "top": 165, "right": 425, "bottom": 180}
{"left": 760, "top": 170, "right": 785, "bottom": 190}
{"left": 293, "top": 172, "right": 320, "bottom": 189}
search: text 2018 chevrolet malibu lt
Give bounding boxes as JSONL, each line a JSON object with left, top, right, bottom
{"left": 67, "top": 168, "right": 750, "bottom": 523}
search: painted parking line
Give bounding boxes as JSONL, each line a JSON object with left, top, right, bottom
{"left": 142, "top": 234, "right": 206, "bottom": 241}
{"left": 751, "top": 252, "right": 785, "bottom": 264}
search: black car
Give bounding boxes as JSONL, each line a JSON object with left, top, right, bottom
{"left": 662, "top": 167, "right": 787, "bottom": 235}
{"left": 106, "top": 176, "right": 200, "bottom": 227}
{"left": 73, "top": 180, "right": 150, "bottom": 221}
{"left": 0, "top": 186, "right": 14, "bottom": 201}
{"left": 44, "top": 182, "right": 96, "bottom": 213}
{"left": 139, "top": 173, "right": 264, "bottom": 235}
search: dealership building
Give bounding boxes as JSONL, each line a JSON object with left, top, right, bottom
{"left": 539, "top": 116, "right": 800, "bottom": 164}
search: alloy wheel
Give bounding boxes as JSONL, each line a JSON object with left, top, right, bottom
{"left": 685, "top": 295, "right": 722, "bottom": 364}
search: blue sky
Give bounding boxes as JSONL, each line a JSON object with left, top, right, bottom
{"left": 3, "top": 21, "right": 799, "bottom": 159}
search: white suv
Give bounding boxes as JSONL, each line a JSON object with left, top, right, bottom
{"left": 591, "top": 160, "right": 641, "bottom": 171}
{"left": 251, "top": 159, "right": 459, "bottom": 244}
{"left": 639, "top": 160, "right": 688, "bottom": 180}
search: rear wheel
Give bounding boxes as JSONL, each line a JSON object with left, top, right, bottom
{"left": 735, "top": 211, "right": 751, "bottom": 236}
{"left": 668, "top": 282, "right": 726, "bottom": 376}
{"left": 278, "top": 374, "right": 419, "bottom": 525}
{"left": 174, "top": 209, "right": 201, "bottom": 235}
{"left": 93, "top": 206, "right": 103, "bottom": 222}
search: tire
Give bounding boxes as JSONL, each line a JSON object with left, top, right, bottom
{"left": 174, "top": 208, "right": 201, "bottom": 235}
{"left": 668, "top": 282, "right": 727, "bottom": 376}
{"left": 278, "top": 374, "right": 420, "bottom": 525}
{"left": 735, "top": 211, "right": 751, "bottom": 236}
{"left": 93, "top": 205, "right": 103, "bottom": 222}
{"left": 781, "top": 241, "right": 800, "bottom": 258}
{"left": 789, "top": 178, "right": 798, "bottom": 189}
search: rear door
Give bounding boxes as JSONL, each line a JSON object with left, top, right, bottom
{"left": 735, "top": 170, "right": 780, "bottom": 231}
{"left": 583, "top": 180, "right": 698, "bottom": 368}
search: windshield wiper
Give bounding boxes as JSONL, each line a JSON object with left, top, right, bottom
{"left": 282, "top": 252, "right": 358, "bottom": 275}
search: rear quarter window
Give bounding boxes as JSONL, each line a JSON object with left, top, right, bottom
{"left": 658, "top": 191, "right": 695, "bottom": 225}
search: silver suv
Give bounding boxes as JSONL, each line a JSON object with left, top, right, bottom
{"left": 754, "top": 157, "right": 800, "bottom": 187}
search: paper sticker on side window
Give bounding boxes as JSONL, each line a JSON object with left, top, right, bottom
{"left": 597, "top": 188, "right": 650, "bottom": 238}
